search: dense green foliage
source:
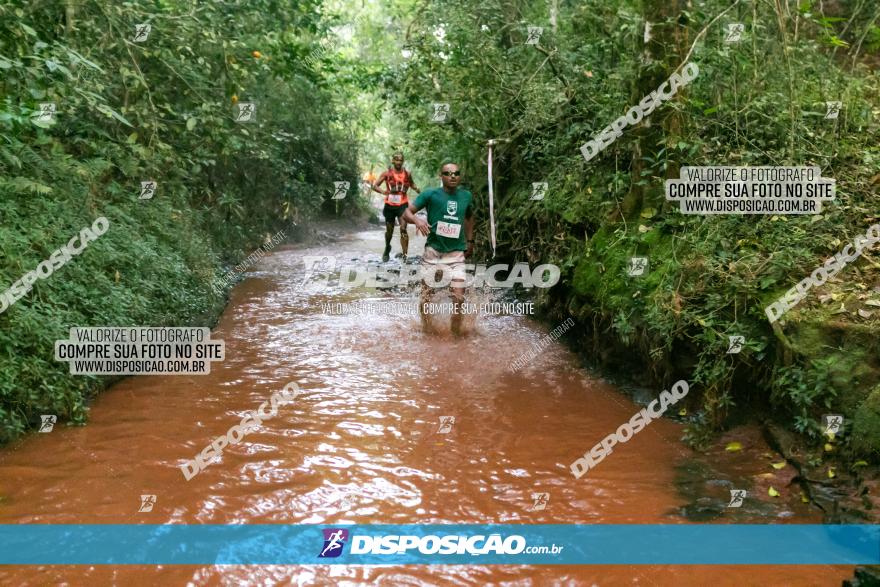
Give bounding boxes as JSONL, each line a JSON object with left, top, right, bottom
{"left": 380, "top": 0, "right": 880, "bottom": 455}
{"left": 0, "top": 0, "right": 361, "bottom": 442}
{"left": 2, "top": 0, "right": 879, "bottom": 464}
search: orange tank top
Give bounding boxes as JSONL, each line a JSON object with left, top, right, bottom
{"left": 384, "top": 168, "right": 411, "bottom": 206}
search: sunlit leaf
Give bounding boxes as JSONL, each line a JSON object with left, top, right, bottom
{"left": 96, "top": 104, "right": 134, "bottom": 127}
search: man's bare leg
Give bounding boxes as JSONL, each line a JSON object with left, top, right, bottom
{"left": 398, "top": 215, "right": 409, "bottom": 258}
{"left": 383, "top": 222, "right": 394, "bottom": 262}
{"left": 450, "top": 281, "right": 466, "bottom": 336}
{"left": 419, "top": 268, "right": 438, "bottom": 334}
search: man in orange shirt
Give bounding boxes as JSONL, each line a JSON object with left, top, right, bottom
{"left": 373, "top": 152, "right": 420, "bottom": 262}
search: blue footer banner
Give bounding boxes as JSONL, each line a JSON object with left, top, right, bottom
{"left": 1, "top": 524, "right": 879, "bottom": 565}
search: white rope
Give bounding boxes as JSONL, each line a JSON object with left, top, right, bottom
{"left": 487, "top": 142, "right": 497, "bottom": 258}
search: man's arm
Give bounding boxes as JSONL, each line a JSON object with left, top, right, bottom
{"left": 371, "top": 172, "right": 389, "bottom": 195}
{"left": 464, "top": 207, "right": 475, "bottom": 258}
{"left": 403, "top": 199, "right": 429, "bottom": 236}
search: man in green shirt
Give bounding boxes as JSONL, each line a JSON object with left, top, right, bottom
{"left": 403, "top": 162, "right": 475, "bottom": 335}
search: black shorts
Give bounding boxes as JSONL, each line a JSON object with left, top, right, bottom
{"left": 383, "top": 203, "right": 407, "bottom": 224}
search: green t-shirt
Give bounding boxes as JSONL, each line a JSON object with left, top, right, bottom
{"left": 414, "top": 187, "right": 473, "bottom": 253}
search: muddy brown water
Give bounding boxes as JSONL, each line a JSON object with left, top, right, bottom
{"left": 0, "top": 229, "right": 852, "bottom": 585}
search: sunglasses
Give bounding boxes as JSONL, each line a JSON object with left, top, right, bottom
{"left": 441, "top": 171, "right": 461, "bottom": 177}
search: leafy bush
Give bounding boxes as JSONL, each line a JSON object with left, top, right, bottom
{"left": 381, "top": 0, "right": 880, "bottom": 452}
{"left": 0, "top": 0, "right": 361, "bottom": 442}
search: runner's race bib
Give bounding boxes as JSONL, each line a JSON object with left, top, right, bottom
{"left": 436, "top": 221, "right": 461, "bottom": 238}
{"left": 388, "top": 194, "right": 402, "bottom": 204}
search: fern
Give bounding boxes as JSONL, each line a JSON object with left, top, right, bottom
{"left": 1, "top": 177, "right": 53, "bottom": 195}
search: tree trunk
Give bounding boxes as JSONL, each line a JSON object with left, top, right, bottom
{"left": 616, "top": 0, "right": 687, "bottom": 221}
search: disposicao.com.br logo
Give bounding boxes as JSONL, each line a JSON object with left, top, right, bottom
{"left": 318, "top": 528, "right": 349, "bottom": 558}
{"left": 317, "top": 528, "right": 563, "bottom": 558}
